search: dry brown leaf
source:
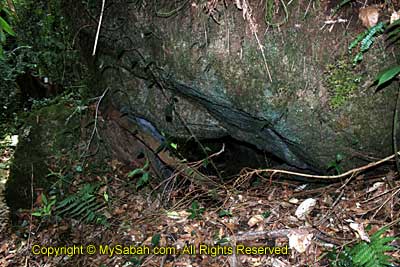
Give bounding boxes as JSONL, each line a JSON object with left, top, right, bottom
{"left": 113, "top": 207, "right": 125, "bottom": 215}
{"left": 288, "top": 230, "right": 314, "bottom": 253}
{"left": 110, "top": 159, "right": 121, "bottom": 170}
{"left": 391, "top": 10, "right": 400, "bottom": 24}
{"left": 359, "top": 7, "right": 379, "bottom": 28}
{"left": 350, "top": 222, "right": 370, "bottom": 242}
{"left": 247, "top": 215, "right": 264, "bottom": 227}
{"left": 295, "top": 198, "right": 317, "bottom": 220}
{"left": 0, "top": 242, "right": 9, "bottom": 253}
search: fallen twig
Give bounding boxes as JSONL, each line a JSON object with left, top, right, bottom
{"left": 236, "top": 227, "right": 313, "bottom": 241}
{"left": 241, "top": 151, "right": 400, "bottom": 180}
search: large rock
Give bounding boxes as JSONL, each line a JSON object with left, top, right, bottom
{"left": 64, "top": 0, "right": 396, "bottom": 172}
{"left": 5, "top": 103, "right": 80, "bottom": 213}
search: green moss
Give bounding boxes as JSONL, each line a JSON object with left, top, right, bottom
{"left": 326, "top": 59, "right": 361, "bottom": 109}
{"left": 5, "top": 102, "right": 80, "bottom": 213}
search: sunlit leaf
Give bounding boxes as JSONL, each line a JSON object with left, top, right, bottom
{"left": 0, "top": 16, "right": 15, "bottom": 36}
{"left": 127, "top": 168, "right": 143, "bottom": 177}
{"left": 32, "top": 212, "right": 42, "bottom": 217}
{"left": 375, "top": 65, "right": 400, "bottom": 88}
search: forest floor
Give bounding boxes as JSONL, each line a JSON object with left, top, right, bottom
{"left": 1, "top": 0, "right": 400, "bottom": 265}
{"left": 1, "top": 133, "right": 399, "bottom": 267}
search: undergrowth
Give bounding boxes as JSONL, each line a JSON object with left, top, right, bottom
{"left": 55, "top": 183, "right": 108, "bottom": 226}
{"left": 329, "top": 227, "right": 398, "bottom": 267}
{"left": 325, "top": 59, "right": 361, "bottom": 109}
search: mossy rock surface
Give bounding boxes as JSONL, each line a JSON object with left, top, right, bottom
{"left": 64, "top": 0, "right": 397, "bottom": 171}
{"left": 6, "top": 103, "right": 80, "bottom": 213}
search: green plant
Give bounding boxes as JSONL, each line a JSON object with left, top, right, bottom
{"left": 127, "top": 160, "right": 151, "bottom": 190}
{"left": 327, "top": 153, "right": 344, "bottom": 174}
{"left": 216, "top": 236, "right": 230, "bottom": 245}
{"left": 368, "top": 18, "right": 400, "bottom": 173}
{"left": 0, "top": 0, "right": 87, "bottom": 127}
{"left": 151, "top": 233, "right": 161, "bottom": 247}
{"left": 126, "top": 256, "right": 142, "bottom": 267}
{"left": 326, "top": 59, "right": 361, "bottom": 109}
{"left": 0, "top": 2, "right": 15, "bottom": 59}
{"left": 386, "top": 18, "right": 400, "bottom": 46}
{"left": 218, "top": 209, "right": 232, "bottom": 218}
{"left": 374, "top": 66, "right": 400, "bottom": 90}
{"left": 329, "top": 227, "right": 397, "bottom": 267}
{"left": 372, "top": 17, "right": 400, "bottom": 90}
{"left": 32, "top": 193, "right": 57, "bottom": 218}
{"left": 261, "top": 210, "right": 271, "bottom": 219}
{"left": 55, "top": 183, "right": 108, "bottom": 225}
{"left": 187, "top": 200, "right": 205, "bottom": 220}
{"left": 14, "top": 0, "right": 80, "bottom": 84}
{"left": 158, "top": 131, "right": 178, "bottom": 153}
{"left": 349, "top": 22, "right": 385, "bottom": 65}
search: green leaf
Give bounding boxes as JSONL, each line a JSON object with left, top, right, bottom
{"left": 143, "top": 160, "right": 149, "bottom": 170}
{"left": 136, "top": 172, "right": 150, "bottom": 189}
{"left": 75, "top": 165, "right": 83, "bottom": 173}
{"left": 129, "top": 256, "right": 142, "bottom": 266}
{"left": 349, "top": 32, "right": 366, "bottom": 51}
{"left": 151, "top": 233, "right": 161, "bottom": 247}
{"left": 375, "top": 65, "right": 400, "bottom": 88}
{"left": 32, "top": 211, "right": 43, "bottom": 217}
{"left": 188, "top": 212, "right": 196, "bottom": 219}
{"left": 49, "top": 199, "right": 56, "bottom": 206}
{"left": 218, "top": 210, "right": 232, "bottom": 218}
{"left": 353, "top": 53, "right": 363, "bottom": 64}
{"left": 336, "top": 153, "right": 344, "bottom": 162}
{"left": 350, "top": 22, "right": 385, "bottom": 65}
{"left": 216, "top": 237, "right": 230, "bottom": 244}
{"left": 386, "top": 28, "right": 400, "bottom": 40}
{"left": 191, "top": 200, "right": 199, "bottom": 210}
{"left": 387, "top": 18, "right": 400, "bottom": 31}
{"left": 188, "top": 200, "right": 204, "bottom": 219}
{"left": 262, "top": 211, "right": 271, "bottom": 218}
{"left": 202, "top": 158, "right": 209, "bottom": 167}
{"left": 127, "top": 168, "right": 143, "bottom": 177}
{"left": 0, "top": 16, "right": 15, "bottom": 36}
{"left": 41, "top": 193, "right": 48, "bottom": 205}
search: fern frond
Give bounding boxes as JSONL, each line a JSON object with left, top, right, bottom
{"left": 56, "top": 194, "right": 78, "bottom": 209}
{"left": 349, "top": 32, "right": 368, "bottom": 51}
{"left": 68, "top": 198, "right": 96, "bottom": 216}
{"left": 74, "top": 201, "right": 103, "bottom": 218}
{"left": 54, "top": 183, "right": 107, "bottom": 225}
{"left": 348, "top": 22, "right": 385, "bottom": 64}
{"left": 330, "top": 227, "right": 397, "bottom": 267}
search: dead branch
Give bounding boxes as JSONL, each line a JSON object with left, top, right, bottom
{"left": 241, "top": 151, "right": 400, "bottom": 181}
